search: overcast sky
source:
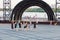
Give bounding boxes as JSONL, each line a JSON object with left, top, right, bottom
{"left": 0, "top": 0, "right": 56, "bottom": 8}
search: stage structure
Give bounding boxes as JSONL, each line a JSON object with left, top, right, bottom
{"left": 55, "top": 0, "right": 60, "bottom": 20}
{"left": 10, "top": 0, "right": 55, "bottom": 22}
{"left": 0, "top": 0, "right": 60, "bottom": 24}
{"left": 3, "top": 0, "right": 11, "bottom": 20}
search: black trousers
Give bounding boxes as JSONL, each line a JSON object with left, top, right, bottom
{"left": 34, "top": 23, "right": 36, "bottom": 28}
{"left": 15, "top": 23, "right": 21, "bottom": 28}
{"left": 19, "top": 23, "right": 21, "bottom": 28}
{"left": 24, "top": 25, "right": 27, "bottom": 28}
{"left": 11, "top": 23, "right": 14, "bottom": 29}
{"left": 15, "top": 23, "right": 17, "bottom": 28}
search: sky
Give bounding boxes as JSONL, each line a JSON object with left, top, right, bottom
{"left": 0, "top": 0, "right": 56, "bottom": 8}
{"left": 0, "top": 0, "right": 59, "bottom": 18}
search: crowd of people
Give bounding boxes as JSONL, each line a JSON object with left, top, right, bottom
{"left": 11, "top": 21, "right": 37, "bottom": 31}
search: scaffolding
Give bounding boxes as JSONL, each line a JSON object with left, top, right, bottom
{"left": 3, "top": 0, "right": 11, "bottom": 20}
{"left": 55, "top": 0, "right": 60, "bottom": 20}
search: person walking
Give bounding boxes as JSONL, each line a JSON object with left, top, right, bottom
{"left": 15, "top": 20, "right": 18, "bottom": 31}
{"left": 24, "top": 22, "right": 29, "bottom": 30}
{"left": 11, "top": 20, "right": 14, "bottom": 29}
{"left": 34, "top": 22, "right": 36, "bottom": 28}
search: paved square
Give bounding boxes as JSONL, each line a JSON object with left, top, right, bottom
{"left": 0, "top": 24, "right": 60, "bottom": 40}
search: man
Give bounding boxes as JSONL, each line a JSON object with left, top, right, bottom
{"left": 24, "top": 22, "right": 29, "bottom": 30}
{"left": 15, "top": 20, "right": 22, "bottom": 31}
{"left": 24, "top": 22, "right": 28, "bottom": 28}
{"left": 15, "top": 20, "right": 18, "bottom": 31}
{"left": 34, "top": 22, "right": 36, "bottom": 28}
{"left": 11, "top": 20, "right": 14, "bottom": 29}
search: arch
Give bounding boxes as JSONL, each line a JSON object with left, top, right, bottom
{"left": 10, "top": 0, "right": 55, "bottom": 22}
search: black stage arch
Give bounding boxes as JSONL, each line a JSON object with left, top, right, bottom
{"left": 10, "top": 0, "right": 55, "bottom": 22}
